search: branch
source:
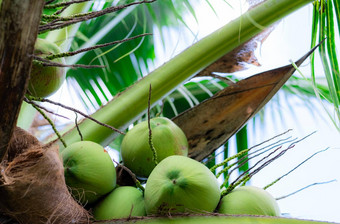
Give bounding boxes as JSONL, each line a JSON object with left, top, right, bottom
{"left": 44, "top": 33, "right": 152, "bottom": 60}
{"left": 27, "top": 97, "right": 125, "bottom": 135}
{"left": 44, "top": 0, "right": 91, "bottom": 9}
{"left": 0, "top": 0, "right": 45, "bottom": 162}
{"left": 39, "top": 0, "right": 156, "bottom": 33}
{"left": 32, "top": 56, "right": 105, "bottom": 69}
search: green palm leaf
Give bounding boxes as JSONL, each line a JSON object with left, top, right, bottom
{"left": 65, "top": 0, "right": 203, "bottom": 109}
{"left": 310, "top": 0, "right": 340, "bottom": 131}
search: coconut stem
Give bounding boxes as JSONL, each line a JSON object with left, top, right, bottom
{"left": 211, "top": 148, "right": 249, "bottom": 175}
{"left": 38, "top": 0, "right": 156, "bottom": 33}
{"left": 148, "top": 84, "right": 158, "bottom": 165}
{"left": 43, "top": 33, "right": 151, "bottom": 60}
{"left": 264, "top": 147, "right": 330, "bottom": 190}
{"left": 114, "top": 163, "right": 145, "bottom": 192}
{"left": 75, "top": 112, "right": 83, "bottom": 141}
{"left": 275, "top": 180, "right": 336, "bottom": 200}
{"left": 44, "top": 0, "right": 91, "bottom": 9}
{"left": 27, "top": 96, "right": 125, "bottom": 135}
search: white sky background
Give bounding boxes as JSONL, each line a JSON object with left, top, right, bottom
{"left": 151, "top": 0, "right": 340, "bottom": 222}
{"left": 48, "top": 0, "right": 340, "bottom": 222}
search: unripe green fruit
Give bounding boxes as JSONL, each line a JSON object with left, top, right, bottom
{"left": 27, "top": 38, "right": 66, "bottom": 98}
{"left": 93, "top": 186, "right": 146, "bottom": 220}
{"left": 218, "top": 186, "right": 280, "bottom": 216}
{"left": 144, "top": 155, "right": 221, "bottom": 215}
{"left": 61, "top": 141, "right": 116, "bottom": 205}
{"left": 121, "top": 117, "right": 188, "bottom": 178}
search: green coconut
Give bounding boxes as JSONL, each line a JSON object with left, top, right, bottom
{"left": 121, "top": 117, "right": 188, "bottom": 178}
{"left": 27, "top": 38, "right": 66, "bottom": 98}
{"left": 144, "top": 155, "right": 221, "bottom": 215}
{"left": 61, "top": 141, "right": 116, "bottom": 205}
{"left": 93, "top": 186, "right": 146, "bottom": 220}
{"left": 218, "top": 186, "right": 280, "bottom": 216}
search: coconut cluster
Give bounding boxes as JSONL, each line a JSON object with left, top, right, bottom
{"left": 20, "top": 39, "right": 281, "bottom": 220}
{"left": 60, "top": 117, "right": 280, "bottom": 221}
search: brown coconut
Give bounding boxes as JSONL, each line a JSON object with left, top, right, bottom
{"left": 0, "top": 127, "right": 91, "bottom": 224}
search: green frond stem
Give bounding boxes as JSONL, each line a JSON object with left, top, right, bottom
{"left": 54, "top": 0, "right": 314, "bottom": 150}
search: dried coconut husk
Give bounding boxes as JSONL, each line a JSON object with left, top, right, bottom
{"left": 0, "top": 127, "right": 91, "bottom": 224}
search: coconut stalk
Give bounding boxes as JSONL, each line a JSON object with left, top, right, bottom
{"left": 54, "top": 0, "right": 314, "bottom": 150}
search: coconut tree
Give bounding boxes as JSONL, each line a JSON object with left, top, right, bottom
{"left": 0, "top": 0, "right": 338, "bottom": 223}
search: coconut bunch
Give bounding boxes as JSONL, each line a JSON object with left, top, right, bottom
{"left": 58, "top": 116, "right": 280, "bottom": 222}
{"left": 8, "top": 40, "right": 281, "bottom": 222}
{"left": 1, "top": 109, "right": 280, "bottom": 223}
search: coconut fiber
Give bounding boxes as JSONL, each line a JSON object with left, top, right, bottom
{"left": 0, "top": 127, "right": 91, "bottom": 224}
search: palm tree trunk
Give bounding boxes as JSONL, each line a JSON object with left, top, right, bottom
{"left": 0, "top": 0, "right": 45, "bottom": 161}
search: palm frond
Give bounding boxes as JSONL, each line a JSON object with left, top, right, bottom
{"left": 64, "top": 0, "right": 212, "bottom": 110}
{"left": 310, "top": 0, "right": 340, "bottom": 131}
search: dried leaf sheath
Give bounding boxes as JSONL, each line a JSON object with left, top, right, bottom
{"left": 173, "top": 46, "right": 319, "bottom": 161}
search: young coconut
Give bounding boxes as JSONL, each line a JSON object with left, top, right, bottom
{"left": 217, "top": 186, "right": 280, "bottom": 216}
{"left": 27, "top": 38, "right": 66, "bottom": 98}
{"left": 62, "top": 141, "right": 116, "bottom": 205}
{"left": 121, "top": 117, "right": 188, "bottom": 178}
{"left": 144, "top": 155, "right": 221, "bottom": 215}
{"left": 92, "top": 186, "right": 146, "bottom": 220}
